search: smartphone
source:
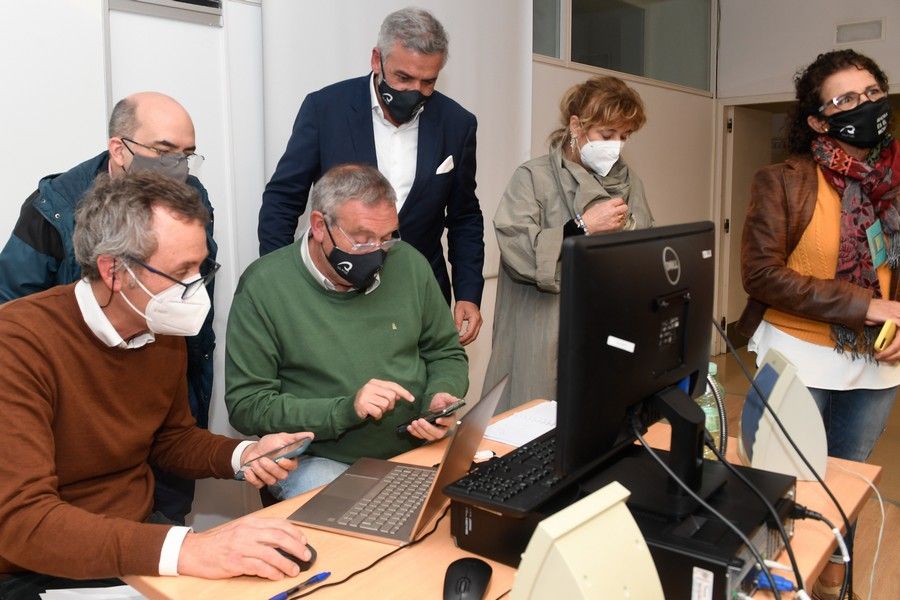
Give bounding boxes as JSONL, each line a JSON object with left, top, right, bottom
{"left": 875, "top": 319, "right": 897, "bottom": 352}
{"left": 395, "top": 399, "right": 466, "bottom": 434}
{"left": 234, "top": 437, "right": 312, "bottom": 481}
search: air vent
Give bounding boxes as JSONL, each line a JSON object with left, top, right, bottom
{"left": 835, "top": 19, "right": 884, "bottom": 44}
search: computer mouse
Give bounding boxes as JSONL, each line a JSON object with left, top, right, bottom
{"left": 276, "top": 543, "right": 317, "bottom": 572}
{"left": 443, "top": 557, "right": 492, "bottom": 600}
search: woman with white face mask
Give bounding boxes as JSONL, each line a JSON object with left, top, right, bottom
{"left": 483, "top": 76, "right": 653, "bottom": 414}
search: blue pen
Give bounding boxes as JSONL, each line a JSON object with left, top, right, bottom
{"left": 269, "top": 571, "right": 331, "bottom": 600}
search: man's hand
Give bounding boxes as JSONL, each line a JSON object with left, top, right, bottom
{"left": 354, "top": 379, "right": 415, "bottom": 420}
{"left": 178, "top": 516, "right": 311, "bottom": 580}
{"left": 238, "top": 432, "right": 314, "bottom": 489}
{"left": 582, "top": 198, "right": 627, "bottom": 233}
{"left": 407, "top": 392, "right": 459, "bottom": 441}
{"left": 454, "top": 300, "right": 482, "bottom": 345}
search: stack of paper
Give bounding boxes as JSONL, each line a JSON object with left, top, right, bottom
{"left": 484, "top": 400, "right": 556, "bottom": 447}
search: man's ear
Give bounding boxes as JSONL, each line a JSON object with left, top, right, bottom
{"left": 96, "top": 255, "right": 122, "bottom": 292}
{"left": 309, "top": 211, "right": 327, "bottom": 244}
{"left": 370, "top": 47, "right": 382, "bottom": 76}
{"left": 108, "top": 137, "right": 128, "bottom": 170}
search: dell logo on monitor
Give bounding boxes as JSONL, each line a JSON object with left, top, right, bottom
{"left": 662, "top": 247, "right": 681, "bottom": 285}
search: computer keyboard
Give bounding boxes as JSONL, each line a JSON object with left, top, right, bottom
{"left": 443, "top": 431, "right": 572, "bottom": 517}
{"left": 336, "top": 465, "right": 435, "bottom": 534}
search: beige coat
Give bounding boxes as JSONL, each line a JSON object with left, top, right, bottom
{"left": 483, "top": 145, "right": 653, "bottom": 414}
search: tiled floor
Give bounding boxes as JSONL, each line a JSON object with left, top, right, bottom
{"left": 712, "top": 348, "right": 898, "bottom": 599}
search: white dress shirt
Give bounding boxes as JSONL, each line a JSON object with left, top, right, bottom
{"left": 369, "top": 72, "right": 420, "bottom": 213}
{"left": 74, "top": 279, "right": 253, "bottom": 575}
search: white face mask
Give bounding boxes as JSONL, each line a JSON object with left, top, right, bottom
{"left": 120, "top": 264, "right": 210, "bottom": 336}
{"left": 579, "top": 139, "right": 623, "bottom": 177}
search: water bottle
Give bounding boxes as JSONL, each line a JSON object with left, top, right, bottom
{"left": 696, "top": 362, "right": 725, "bottom": 460}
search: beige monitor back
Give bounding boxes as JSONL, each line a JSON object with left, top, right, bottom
{"left": 512, "top": 481, "right": 663, "bottom": 600}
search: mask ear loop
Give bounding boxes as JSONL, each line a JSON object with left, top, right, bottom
{"left": 100, "top": 259, "right": 117, "bottom": 308}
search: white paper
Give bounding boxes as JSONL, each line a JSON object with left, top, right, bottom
{"left": 484, "top": 400, "right": 556, "bottom": 447}
{"left": 40, "top": 585, "right": 145, "bottom": 599}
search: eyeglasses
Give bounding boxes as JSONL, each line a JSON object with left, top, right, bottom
{"left": 125, "top": 256, "right": 220, "bottom": 299}
{"left": 121, "top": 138, "right": 205, "bottom": 171}
{"left": 325, "top": 221, "right": 401, "bottom": 253}
{"left": 818, "top": 85, "right": 886, "bottom": 113}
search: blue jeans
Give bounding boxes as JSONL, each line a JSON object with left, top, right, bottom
{"left": 808, "top": 386, "right": 897, "bottom": 462}
{"left": 269, "top": 456, "right": 350, "bottom": 500}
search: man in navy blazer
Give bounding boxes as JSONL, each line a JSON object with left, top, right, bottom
{"left": 258, "top": 7, "right": 484, "bottom": 344}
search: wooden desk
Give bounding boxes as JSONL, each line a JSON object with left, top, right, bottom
{"left": 126, "top": 402, "right": 880, "bottom": 600}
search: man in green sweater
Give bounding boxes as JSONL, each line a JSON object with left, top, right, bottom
{"left": 226, "top": 164, "right": 469, "bottom": 499}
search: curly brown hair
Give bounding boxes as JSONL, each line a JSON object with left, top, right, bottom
{"left": 786, "top": 49, "right": 889, "bottom": 155}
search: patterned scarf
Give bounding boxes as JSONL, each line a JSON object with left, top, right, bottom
{"left": 811, "top": 135, "right": 900, "bottom": 357}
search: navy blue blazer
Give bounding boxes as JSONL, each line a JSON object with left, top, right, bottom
{"left": 259, "top": 75, "right": 484, "bottom": 305}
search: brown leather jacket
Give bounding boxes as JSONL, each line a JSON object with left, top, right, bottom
{"left": 736, "top": 155, "right": 900, "bottom": 337}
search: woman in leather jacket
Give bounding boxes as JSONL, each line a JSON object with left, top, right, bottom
{"left": 740, "top": 49, "right": 899, "bottom": 465}
{"left": 739, "top": 50, "right": 899, "bottom": 600}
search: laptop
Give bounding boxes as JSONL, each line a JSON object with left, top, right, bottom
{"left": 288, "top": 376, "right": 507, "bottom": 545}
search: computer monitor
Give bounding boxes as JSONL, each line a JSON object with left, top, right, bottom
{"left": 556, "top": 221, "right": 716, "bottom": 495}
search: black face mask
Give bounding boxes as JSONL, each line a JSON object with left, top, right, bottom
{"left": 825, "top": 98, "right": 891, "bottom": 149}
{"left": 324, "top": 223, "right": 387, "bottom": 290}
{"left": 377, "top": 58, "right": 429, "bottom": 124}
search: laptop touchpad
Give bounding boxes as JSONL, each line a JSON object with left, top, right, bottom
{"left": 324, "top": 474, "right": 378, "bottom": 499}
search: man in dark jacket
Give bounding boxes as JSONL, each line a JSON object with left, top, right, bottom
{"left": 0, "top": 91, "right": 216, "bottom": 525}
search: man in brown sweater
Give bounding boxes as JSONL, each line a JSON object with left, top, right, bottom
{"left": 0, "top": 173, "right": 313, "bottom": 597}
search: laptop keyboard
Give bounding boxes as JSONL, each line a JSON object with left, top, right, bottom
{"left": 336, "top": 465, "right": 436, "bottom": 534}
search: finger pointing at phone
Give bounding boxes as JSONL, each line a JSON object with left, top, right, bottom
{"left": 353, "top": 379, "right": 415, "bottom": 420}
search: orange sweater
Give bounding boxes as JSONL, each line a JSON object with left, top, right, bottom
{"left": 0, "top": 284, "right": 239, "bottom": 578}
{"left": 765, "top": 167, "right": 891, "bottom": 345}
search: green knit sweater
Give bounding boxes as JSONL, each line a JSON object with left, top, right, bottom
{"left": 225, "top": 240, "right": 468, "bottom": 463}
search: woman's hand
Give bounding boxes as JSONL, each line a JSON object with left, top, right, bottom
{"left": 864, "top": 298, "right": 900, "bottom": 325}
{"left": 865, "top": 298, "right": 900, "bottom": 363}
{"left": 582, "top": 198, "right": 628, "bottom": 233}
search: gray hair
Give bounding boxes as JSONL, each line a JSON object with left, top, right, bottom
{"left": 108, "top": 97, "right": 139, "bottom": 139}
{"left": 377, "top": 7, "right": 448, "bottom": 66}
{"left": 74, "top": 172, "right": 208, "bottom": 280}
{"left": 310, "top": 164, "right": 397, "bottom": 222}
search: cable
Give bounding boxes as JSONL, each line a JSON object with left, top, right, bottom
{"left": 493, "top": 590, "right": 511, "bottom": 600}
{"left": 711, "top": 319, "right": 855, "bottom": 598}
{"left": 792, "top": 505, "right": 850, "bottom": 600}
{"left": 703, "top": 433, "right": 804, "bottom": 592}
{"left": 629, "top": 412, "right": 781, "bottom": 599}
{"left": 831, "top": 462, "right": 885, "bottom": 600}
{"left": 290, "top": 504, "right": 452, "bottom": 598}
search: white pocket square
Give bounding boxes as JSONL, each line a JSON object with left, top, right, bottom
{"left": 436, "top": 155, "right": 454, "bottom": 175}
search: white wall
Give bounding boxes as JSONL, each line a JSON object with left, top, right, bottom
{"left": 718, "top": 0, "right": 900, "bottom": 99}
{"left": 532, "top": 62, "right": 715, "bottom": 226}
{"left": 0, "top": 0, "right": 109, "bottom": 245}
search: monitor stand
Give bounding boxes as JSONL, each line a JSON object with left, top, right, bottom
{"left": 581, "top": 387, "right": 728, "bottom": 519}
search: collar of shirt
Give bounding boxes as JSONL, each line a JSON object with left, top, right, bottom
{"left": 300, "top": 227, "right": 380, "bottom": 294}
{"left": 74, "top": 278, "right": 156, "bottom": 349}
